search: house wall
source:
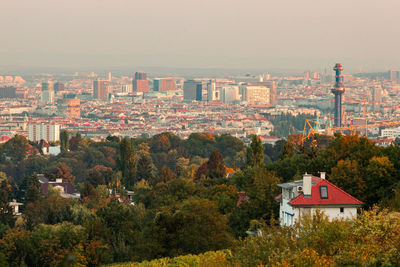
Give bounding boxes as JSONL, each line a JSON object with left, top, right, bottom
{"left": 295, "top": 207, "right": 357, "bottom": 223}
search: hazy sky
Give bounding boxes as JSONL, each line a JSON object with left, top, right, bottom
{"left": 1, "top": 0, "right": 400, "bottom": 72}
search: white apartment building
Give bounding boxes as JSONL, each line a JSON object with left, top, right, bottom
{"left": 381, "top": 127, "right": 400, "bottom": 139}
{"left": 28, "top": 124, "right": 60, "bottom": 142}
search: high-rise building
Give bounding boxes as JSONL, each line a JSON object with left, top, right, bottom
{"left": 260, "top": 81, "right": 277, "bottom": 106}
{"left": 41, "top": 82, "right": 54, "bottom": 104}
{"left": 28, "top": 124, "right": 60, "bottom": 142}
{"left": 93, "top": 80, "right": 109, "bottom": 100}
{"left": 0, "top": 86, "right": 17, "bottom": 98}
{"left": 240, "top": 84, "right": 270, "bottom": 105}
{"left": 132, "top": 71, "right": 149, "bottom": 92}
{"left": 372, "top": 85, "right": 382, "bottom": 112}
{"left": 184, "top": 80, "right": 199, "bottom": 100}
{"left": 207, "top": 81, "right": 219, "bottom": 101}
{"left": 153, "top": 78, "right": 176, "bottom": 91}
{"left": 54, "top": 82, "right": 65, "bottom": 92}
{"left": 389, "top": 70, "right": 400, "bottom": 82}
{"left": 58, "top": 96, "right": 80, "bottom": 118}
{"left": 221, "top": 86, "right": 239, "bottom": 103}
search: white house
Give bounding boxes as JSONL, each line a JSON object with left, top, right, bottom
{"left": 276, "top": 172, "right": 363, "bottom": 227}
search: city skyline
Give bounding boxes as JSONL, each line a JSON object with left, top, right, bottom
{"left": 1, "top": 0, "right": 400, "bottom": 72}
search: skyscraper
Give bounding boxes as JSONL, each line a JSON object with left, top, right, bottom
{"left": 0, "top": 86, "right": 17, "bottom": 98}
{"left": 184, "top": 80, "right": 201, "bottom": 101}
{"left": 153, "top": 78, "right": 176, "bottom": 91}
{"left": 372, "top": 85, "right": 382, "bottom": 112}
{"left": 54, "top": 82, "right": 65, "bottom": 92}
{"left": 132, "top": 71, "right": 149, "bottom": 92}
{"left": 41, "top": 81, "right": 54, "bottom": 104}
{"left": 93, "top": 80, "right": 109, "bottom": 100}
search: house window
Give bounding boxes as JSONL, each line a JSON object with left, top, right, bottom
{"left": 320, "top": 185, "right": 328, "bottom": 199}
{"left": 340, "top": 207, "right": 344, "bottom": 213}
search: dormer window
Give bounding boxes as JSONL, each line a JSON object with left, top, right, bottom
{"left": 320, "top": 185, "right": 328, "bottom": 199}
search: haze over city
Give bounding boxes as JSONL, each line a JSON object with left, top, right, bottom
{"left": 2, "top": 0, "right": 400, "bottom": 73}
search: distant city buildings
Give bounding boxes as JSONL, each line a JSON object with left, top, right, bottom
{"left": 121, "top": 84, "right": 133, "bottom": 93}
{"left": 58, "top": 96, "right": 80, "bottom": 118}
{"left": 240, "top": 84, "right": 271, "bottom": 105}
{"left": 93, "top": 80, "right": 109, "bottom": 101}
{"left": 184, "top": 80, "right": 203, "bottom": 101}
{"left": 132, "top": 71, "right": 149, "bottom": 92}
{"left": 0, "top": 86, "right": 17, "bottom": 98}
{"left": 389, "top": 70, "right": 400, "bottom": 82}
{"left": 41, "top": 82, "right": 54, "bottom": 104}
{"left": 221, "top": 86, "right": 239, "bottom": 103}
{"left": 153, "top": 78, "right": 176, "bottom": 92}
{"left": 54, "top": 82, "right": 65, "bottom": 92}
{"left": 28, "top": 123, "right": 60, "bottom": 142}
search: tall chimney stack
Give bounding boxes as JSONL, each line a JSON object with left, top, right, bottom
{"left": 303, "top": 173, "right": 312, "bottom": 197}
{"left": 320, "top": 172, "right": 326, "bottom": 179}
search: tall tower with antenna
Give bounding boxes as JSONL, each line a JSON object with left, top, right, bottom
{"left": 331, "top": 63, "right": 345, "bottom": 127}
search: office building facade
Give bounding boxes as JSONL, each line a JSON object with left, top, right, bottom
{"left": 93, "top": 80, "right": 109, "bottom": 100}
{"left": 153, "top": 78, "right": 176, "bottom": 91}
{"left": 41, "top": 82, "right": 54, "bottom": 104}
{"left": 132, "top": 71, "right": 149, "bottom": 92}
{"left": 0, "top": 86, "right": 17, "bottom": 98}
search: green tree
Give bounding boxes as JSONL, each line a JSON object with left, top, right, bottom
{"left": 364, "top": 156, "right": 396, "bottom": 207}
{"left": 136, "top": 154, "right": 156, "bottom": 184}
{"left": 329, "top": 159, "right": 366, "bottom": 202}
{"left": 153, "top": 198, "right": 234, "bottom": 257}
{"left": 23, "top": 175, "right": 41, "bottom": 205}
{"left": 60, "top": 130, "right": 69, "bottom": 153}
{"left": 0, "top": 181, "right": 15, "bottom": 227}
{"left": 117, "top": 138, "right": 136, "bottom": 189}
{"left": 246, "top": 135, "right": 264, "bottom": 168}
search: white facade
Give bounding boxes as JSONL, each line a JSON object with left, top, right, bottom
{"left": 41, "top": 90, "right": 54, "bottom": 104}
{"left": 221, "top": 86, "right": 239, "bottom": 103}
{"left": 381, "top": 127, "right": 400, "bottom": 139}
{"left": 28, "top": 124, "right": 60, "bottom": 142}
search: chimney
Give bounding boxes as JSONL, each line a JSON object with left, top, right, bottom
{"left": 303, "top": 173, "right": 312, "bottom": 197}
{"left": 320, "top": 172, "right": 326, "bottom": 179}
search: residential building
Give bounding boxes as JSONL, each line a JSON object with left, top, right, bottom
{"left": 93, "top": 80, "right": 109, "bottom": 100}
{"left": 28, "top": 123, "right": 60, "bottom": 142}
{"left": 153, "top": 78, "right": 176, "bottom": 91}
{"left": 276, "top": 173, "right": 363, "bottom": 226}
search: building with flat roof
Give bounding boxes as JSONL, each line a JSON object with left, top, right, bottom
{"left": 93, "top": 80, "right": 109, "bottom": 100}
{"left": 28, "top": 123, "right": 60, "bottom": 142}
{"left": 132, "top": 71, "right": 149, "bottom": 92}
{"left": 0, "top": 86, "right": 16, "bottom": 98}
{"left": 153, "top": 78, "right": 176, "bottom": 92}
{"left": 240, "top": 84, "right": 271, "bottom": 105}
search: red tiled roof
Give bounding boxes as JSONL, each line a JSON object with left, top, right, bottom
{"left": 289, "top": 179, "right": 363, "bottom": 206}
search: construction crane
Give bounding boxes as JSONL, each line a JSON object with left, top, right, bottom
{"left": 302, "top": 119, "right": 400, "bottom": 143}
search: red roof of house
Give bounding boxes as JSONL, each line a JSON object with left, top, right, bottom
{"left": 289, "top": 179, "right": 363, "bottom": 206}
